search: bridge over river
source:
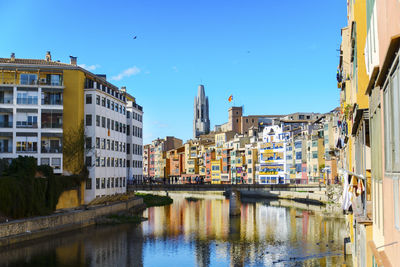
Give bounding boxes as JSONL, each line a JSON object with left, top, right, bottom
{"left": 128, "top": 183, "right": 325, "bottom": 193}
{"left": 129, "top": 183, "right": 329, "bottom": 215}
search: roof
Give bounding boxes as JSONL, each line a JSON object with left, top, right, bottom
{"left": 0, "top": 57, "right": 71, "bottom": 66}
{"left": 0, "top": 56, "right": 120, "bottom": 91}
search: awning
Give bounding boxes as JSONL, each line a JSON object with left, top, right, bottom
{"left": 365, "top": 66, "right": 380, "bottom": 95}
{"left": 352, "top": 107, "right": 367, "bottom": 136}
{"left": 376, "top": 34, "right": 400, "bottom": 87}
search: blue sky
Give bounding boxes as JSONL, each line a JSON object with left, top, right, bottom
{"left": 0, "top": 0, "right": 347, "bottom": 144}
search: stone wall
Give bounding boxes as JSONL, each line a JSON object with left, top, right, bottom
{"left": 0, "top": 198, "right": 143, "bottom": 247}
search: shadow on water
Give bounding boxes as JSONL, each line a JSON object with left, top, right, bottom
{"left": 0, "top": 192, "right": 352, "bottom": 267}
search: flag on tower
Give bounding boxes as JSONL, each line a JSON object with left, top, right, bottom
{"left": 228, "top": 95, "right": 233, "bottom": 102}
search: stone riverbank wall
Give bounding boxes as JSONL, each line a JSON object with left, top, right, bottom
{"left": 0, "top": 197, "right": 143, "bottom": 247}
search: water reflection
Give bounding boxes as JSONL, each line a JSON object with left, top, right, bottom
{"left": 141, "top": 194, "right": 350, "bottom": 266}
{"left": 0, "top": 193, "right": 351, "bottom": 267}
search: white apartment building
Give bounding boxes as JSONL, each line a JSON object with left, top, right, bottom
{"left": 0, "top": 72, "right": 64, "bottom": 173}
{"left": 126, "top": 91, "right": 143, "bottom": 184}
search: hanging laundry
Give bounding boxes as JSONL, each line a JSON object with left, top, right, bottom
{"left": 350, "top": 175, "right": 358, "bottom": 193}
{"left": 342, "top": 172, "right": 352, "bottom": 210}
{"left": 356, "top": 179, "right": 365, "bottom": 196}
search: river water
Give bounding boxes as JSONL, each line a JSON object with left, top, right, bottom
{"left": 0, "top": 192, "right": 351, "bottom": 267}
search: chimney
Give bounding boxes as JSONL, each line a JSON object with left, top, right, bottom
{"left": 10, "top": 53, "right": 15, "bottom": 62}
{"left": 45, "top": 51, "right": 52, "bottom": 62}
{"left": 69, "top": 56, "right": 77, "bottom": 66}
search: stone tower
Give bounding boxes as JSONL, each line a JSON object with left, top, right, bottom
{"left": 193, "top": 85, "right": 210, "bottom": 138}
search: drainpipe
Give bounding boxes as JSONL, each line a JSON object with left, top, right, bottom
{"left": 363, "top": 119, "right": 367, "bottom": 218}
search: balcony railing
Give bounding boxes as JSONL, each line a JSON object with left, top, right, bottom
{"left": 17, "top": 97, "right": 38, "bottom": 105}
{"left": 0, "top": 78, "right": 63, "bottom": 86}
{"left": 16, "top": 122, "right": 38, "bottom": 128}
{"left": 0, "top": 147, "right": 12, "bottom": 153}
{"left": 41, "top": 146, "right": 62, "bottom": 153}
{"left": 41, "top": 122, "right": 63, "bottom": 129}
{"left": 0, "top": 97, "right": 13, "bottom": 104}
{"left": 42, "top": 99, "right": 63, "bottom": 105}
{"left": 0, "top": 122, "right": 12, "bottom": 128}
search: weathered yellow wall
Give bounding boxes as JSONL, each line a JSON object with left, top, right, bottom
{"left": 355, "top": 0, "right": 369, "bottom": 109}
{"left": 56, "top": 189, "right": 79, "bottom": 210}
{"left": 62, "top": 69, "right": 85, "bottom": 174}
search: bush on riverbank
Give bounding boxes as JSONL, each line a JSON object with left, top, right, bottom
{"left": 0, "top": 156, "right": 86, "bottom": 219}
{"left": 135, "top": 193, "right": 173, "bottom": 207}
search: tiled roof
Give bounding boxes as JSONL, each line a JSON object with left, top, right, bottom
{"left": 0, "top": 58, "right": 71, "bottom": 66}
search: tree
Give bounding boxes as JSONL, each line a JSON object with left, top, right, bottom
{"left": 63, "top": 120, "right": 91, "bottom": 175}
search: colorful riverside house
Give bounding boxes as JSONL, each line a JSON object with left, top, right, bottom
{"left": 211, "top": 159, "right": 222, "bottom": 184}
{"left": 220, "top": 148, "right": 231, "bottom": 184}
{"left": 257, "top": 125, "right": 289, "bottom": 184}
{"left": 204, "top": 148, "right": 215, "bottom": 183}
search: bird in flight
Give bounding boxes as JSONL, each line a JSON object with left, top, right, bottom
{"left": 133, "top": 36, "right": 137, "bottom": 39}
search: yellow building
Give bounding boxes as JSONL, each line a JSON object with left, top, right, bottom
{"left": 211, "top": 159, "right": 222, "bottom": 184}
{"left": 0, "top": 52, "right": 143, "bottom": 204}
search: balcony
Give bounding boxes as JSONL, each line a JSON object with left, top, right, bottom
{"left": 0, "top": 96, "right": 13, "bottom": 104}
{"left": 41, "top": 146, "right": 62, "bottom": 153}
{"left": 17, "top": 97, "right": 38, "bottom": 105}
{"left": 0, "top": 75, "right": 63, "bottom": 86}
{"left": 41, "top": 91, "right": 63, "bottom": 105}
{"left": 41, "top": 111, "right": 62, "bottom": 129}
{"left": 16, "top": 121, "right": 38, "bottom": 128}
{"left": 16, "top": 141, "right": 38, "bottom": 153}
{"left": 0, "top": 121, "right": 12, "bottom": 128}
{"left": 0, "top": 136, "right": 12, "bottom": 153}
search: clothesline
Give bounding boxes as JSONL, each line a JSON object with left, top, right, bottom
{"left": 339, "top": 168, "right": 365, "bottom": 180}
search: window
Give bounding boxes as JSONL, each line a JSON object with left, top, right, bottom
{"left": 20, "top": 74, "right": 37, "bottom": 85}
{"left": 111, "top": 120, "right": 114, "bottom": 130}
{"left": 111, "top": 101, "right": 114, "bottom": 110}
{"left": 107, "top": 157, "right": 110, "bottom": 167}
{"left": 86, "top": 94, "right": 92, "bottom": 104}
{"left": 86, "top": 137, "right": 92, "bottom": 149}
{"left": 127, "top": 126, "right": 130, "bottom": 135}
{"left": 86, "top": 156, "right": 92, "bottom": 167}
{"left": 86, "top": 178, "right": 92, "bottom": 189}
{"left": 107, "top": 118, "right": 110, "bottom": 129}
{"left": 101, "top": 139, "right": 106, "bottom": 149}
{"left": 41, "top": 158, "right": 50, "bottom": 165}
{"left": 111, "top": 178, "right": 114, "bottom": 188}
{"left": 394, "top": 179, "right": 400, "bottom": 230}
{"left": 248, "top": 168, "right": 252, "bottom": 173}
{"left": 101, "top": 97, "right": 106, "bottom": 107}
{"left": 96, "top": 115, "right": 100, "bottom": 127}
{"left": 101, "top": 116, "right": 106, "bottom": 128}
{"left": 86, "top": 114, "right": 92, "bottom": 126}
{"left": 101, "top": 178, "right": 105, "bottom": 189}
{"left": 384, "top": 63, "right": 400, "bottom": 172}
{"left": 107, "top": 139, "right": 110, "bottom": 150}
{"left": 107, "top": 99, "right": 110, "bottom": 109}
{"left": 96, "top": 137, "right": 100, "bottom": 149}
{"left": 107, "top": 178, "right": 110, "bottom": 188}
{"left": 96, "top": 95, "right": 100, "bottom": 105}
{"left": 96, "top": 178, "right": 100, "bottom": 189}
{"left": 312, "top": 151, "right": 318, "bottom": 159}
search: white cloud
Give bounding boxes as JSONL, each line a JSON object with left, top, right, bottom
{"left": 79, "top": 64, "right": 100, "bottom": 71}
{"left": 111, "top": 66, "right": 141, "bottom": 81}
